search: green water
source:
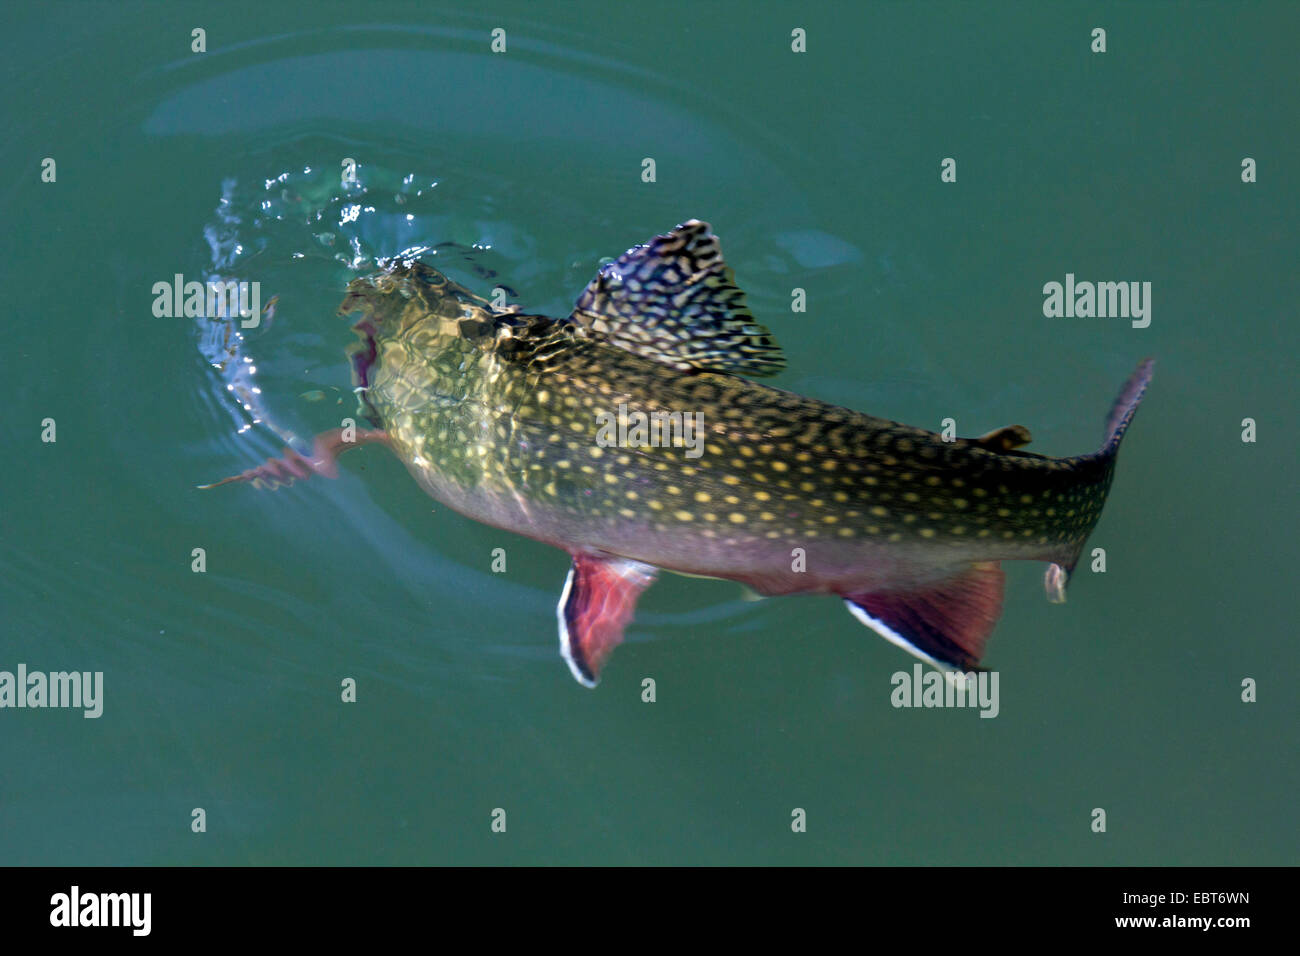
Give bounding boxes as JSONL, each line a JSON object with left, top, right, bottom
{"left": 2, "top": 1, "right": 1295, "bottom": 865}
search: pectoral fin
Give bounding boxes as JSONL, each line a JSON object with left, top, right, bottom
{"left": 558, "top": 554, "right": 659, "bottom": 687}
{"left": 843, "top": 562, "right": 1005, "bottom": 672}
{"left": 198, "top": 428, "right": 390, "bottom": 490}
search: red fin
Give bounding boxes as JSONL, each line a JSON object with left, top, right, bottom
{"left": 844, "top": 562, "right": 1005, "bottom": 671}
{"left": 199, "top": 428, "right": 389, "bottom": 490}
{"left": 558, "top": 554, "right": 658, "bottom": 687}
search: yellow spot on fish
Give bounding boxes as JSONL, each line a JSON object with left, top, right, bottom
{"left": 728, "top": 513, "right": 746, "bottom": 524}
{"left": 772, "top": 461, "right": 789, "bottom": 472}
{"left": 694, "top": 491, "right": 711, "bottom": 503}
{"left": 674, "top": 510, "right": 693, "bottom": 521}
{"left": 920, "top": 528, "right": 936, "bottom": 538}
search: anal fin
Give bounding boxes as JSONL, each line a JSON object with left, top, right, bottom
{"left": 843, "top": 562, "right": 1005, "bottom": 671}
{"left": 558, "top": 554, "right": 658, "bottom": 687}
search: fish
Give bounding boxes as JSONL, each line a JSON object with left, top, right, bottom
{"left": 205, "top": 220, "right": 1153, "bottom": 687}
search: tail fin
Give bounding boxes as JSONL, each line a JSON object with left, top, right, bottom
{"left": 1044, "top": 358, "right": 1153, "bottom": 603}
{"left": 1101, "top": 358, "right": 1155, "bottom": 456}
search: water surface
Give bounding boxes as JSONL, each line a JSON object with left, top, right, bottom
{"left": 1, "top": 1, "right": 1295, "bottom": 865}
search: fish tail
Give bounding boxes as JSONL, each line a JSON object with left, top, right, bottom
{"left": 1044, "top": 358, "right": 1154, "bottom": 602}
{"left": 1100, "top": 357, "right": 1155, "bottom": 456}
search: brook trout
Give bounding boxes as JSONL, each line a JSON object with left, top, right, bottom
{"left": 208, "top": 221, "right": 1152, "bottom": 686}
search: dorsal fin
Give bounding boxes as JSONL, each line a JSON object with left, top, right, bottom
{"left": 570, "top": 220, "right": 785, "bottom": 377}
